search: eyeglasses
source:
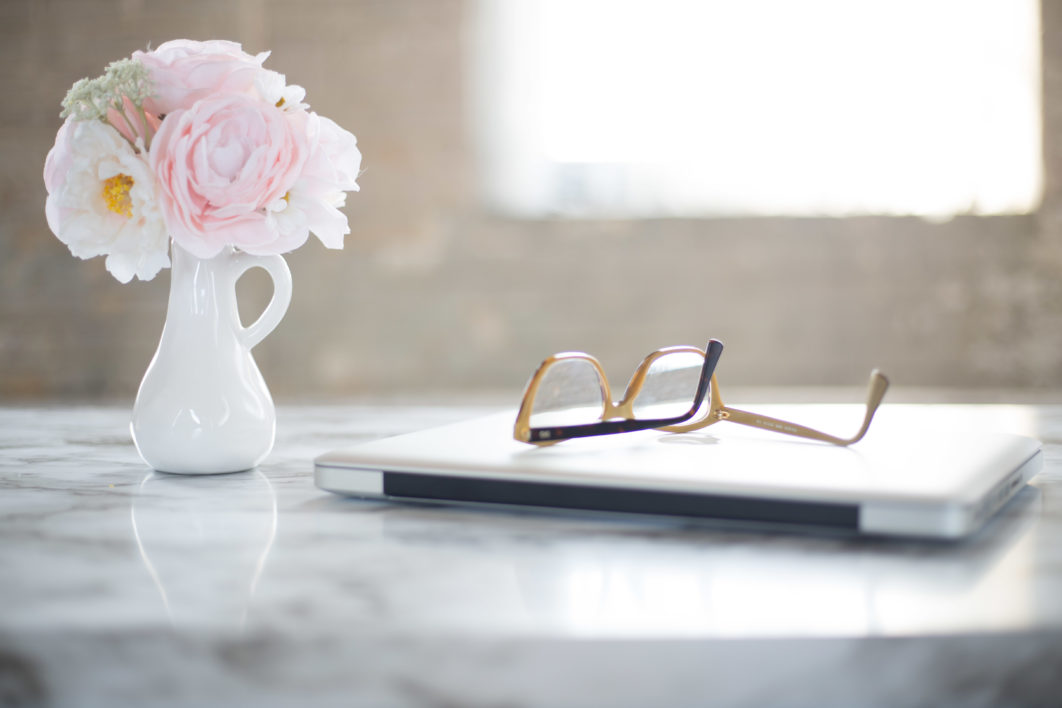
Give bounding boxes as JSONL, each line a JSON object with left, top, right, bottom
{"left": 513, "top": 340, "right": 726, "bottom": 444}
{"left": 513, "top": 340, "right": 889, "bottom": 446}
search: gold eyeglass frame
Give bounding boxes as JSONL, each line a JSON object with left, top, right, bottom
{"left": 514, "top": 343, "right": 889, "bottom": 447}
{"left": 659, "top": 370, "right": 890, "bottom": 446}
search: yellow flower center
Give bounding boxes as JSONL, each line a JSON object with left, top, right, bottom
{"left": 102, "top": 174, "right": 134, "bottom": 218}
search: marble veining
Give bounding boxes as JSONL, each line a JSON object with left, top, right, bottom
{"left": 2, "top": 403, "right": 1062, "bottom": 707}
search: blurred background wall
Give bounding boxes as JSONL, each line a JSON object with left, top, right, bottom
{"left": 3, "top": 0, "right": 1062, "bottom": 402}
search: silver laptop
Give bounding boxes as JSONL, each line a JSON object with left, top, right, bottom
{"left": 315, "top": 409, "right": 1041, "bottom": 539}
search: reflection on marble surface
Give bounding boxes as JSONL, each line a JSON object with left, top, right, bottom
{"left": 2, "top": 403, "right": 1062, "bottom": 706}
{"left": 282, "top": 483, "right": 1048, "bottom": 640}
{"left": 131, "top": 470, "right": 276, "bottom": 630}
{"left": 498, "top": 489, "right": 1042, "bottom": 638}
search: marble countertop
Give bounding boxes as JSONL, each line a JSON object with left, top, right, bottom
{"left": 2, "top": 402, "right": 1062, "bottom": 707}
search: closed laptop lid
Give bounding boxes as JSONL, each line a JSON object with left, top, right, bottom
{"left": 316, "top": 407, "right": 1042, "bottom": 537}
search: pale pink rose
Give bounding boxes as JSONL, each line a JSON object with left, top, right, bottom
{"left": 151, "top": 93, "right": 311, "bottom": 258}
{"left": 133, "top": 39, "right": 269, "bottom": 116}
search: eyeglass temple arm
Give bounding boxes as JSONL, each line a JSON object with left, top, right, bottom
{"left": 719, "top": 370, "right": 890, "bottom": 446}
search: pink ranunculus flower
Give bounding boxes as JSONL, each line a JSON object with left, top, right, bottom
{"left": 151, "top": 92, "right": 311, "bottom": 258}
{"left": 133, "top": 39, "right": 269, "bottom": 116}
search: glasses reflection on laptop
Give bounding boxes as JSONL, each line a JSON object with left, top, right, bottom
{"left": 513, "top": 340, "right": 889, "bottom": 447}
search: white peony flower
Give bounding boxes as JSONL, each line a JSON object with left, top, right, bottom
{"left": 270, "top": 113, "right": 361, "bottom": 246}
{"left": 263, "top": 183, "right": 349, "bottom": 252}
{"left": 255, "top": 69, "right": 309, "bottom": 113}
{"left": 261, "top": 112, "right": 361, "bottom": 252}
{"left": 44, "top": 118, "right": 170, "bottom": 283}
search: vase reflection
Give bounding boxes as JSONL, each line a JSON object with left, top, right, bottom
{"left": 131, "top": 469, "right": 277, "bottom": 630}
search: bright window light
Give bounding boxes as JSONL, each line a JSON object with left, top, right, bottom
{"left": 475, "top": 0, "right": 1042, "bottom": 218}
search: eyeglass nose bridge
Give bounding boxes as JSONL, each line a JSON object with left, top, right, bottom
{"left": 603, "top": 397, "right": 633, "bottom": 420}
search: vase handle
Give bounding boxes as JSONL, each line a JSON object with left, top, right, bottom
{"left": 231, "top": 253, "right": 293, "bottom": 350}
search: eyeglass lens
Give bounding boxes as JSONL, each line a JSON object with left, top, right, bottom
{"left": 629, "top": 350, "right": 705, "bottom": 420}
{"left": 529, "top": 350, "right": 707, "bottom": 429}
{"left": 528, "top": 358, "right": 607, "bottom": 429}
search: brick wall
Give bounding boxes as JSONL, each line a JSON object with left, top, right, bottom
{"left": 2, "top": 0, "right": 1060, "bottom": 401}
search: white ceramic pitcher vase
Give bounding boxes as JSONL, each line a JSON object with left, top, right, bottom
{"left": 131, "top": 244, "right": 292, "bottom": 474}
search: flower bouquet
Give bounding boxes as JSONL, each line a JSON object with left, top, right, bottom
{"left": 43, "top": 40, "right": 362, "bottom": 474}
{"left": 45, "top": 39, "right": 361, "bottom": 281}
